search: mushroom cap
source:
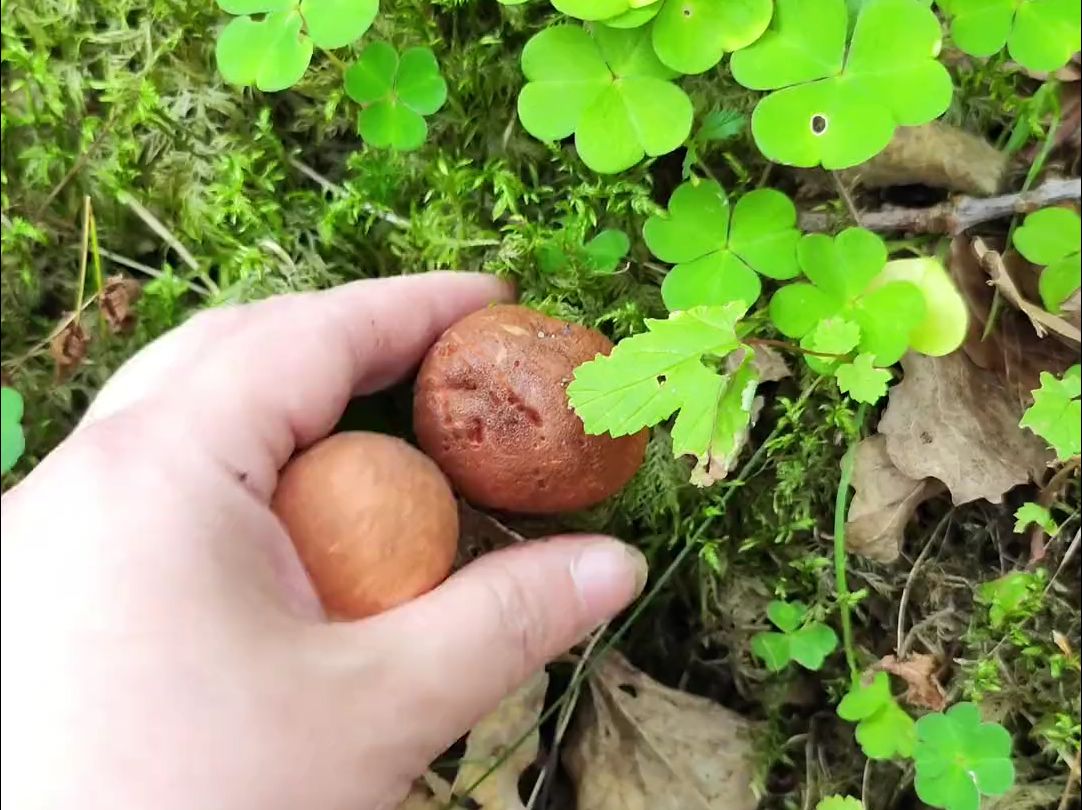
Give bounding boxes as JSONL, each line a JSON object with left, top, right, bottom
{"left": 271, "top": 431, "right": 459, "bottom": 619}
{"left": 413, "top": 304, "right": 647, "bottom": 514}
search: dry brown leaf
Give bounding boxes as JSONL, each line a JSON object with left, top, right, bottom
{"left": 872, "top": 654, "right": 947, "bottom": 711}
{"left": 843, "top": 121, "right": 1007, "bottom": 196}
{"left": 726, "top": 344, "right": 791, "bottom": 383}
{"left": 454, "top": 501, "right": 525, "bottom": 570}
{"left": 1061, "top": 289, "right": 1081, "bottom": 331}
{"left": 973, "top": 238, "right": 1082, "bottom": 345}
{"left": 846, "top": 436, "right": 945, "bottom": 563}
{"left": 100, "top": 275, "right": 142, "bottom": 334}
{"left": 49, "top": 317, "right": 89, "bottom": 381}
{"left": 564, "top": 652, "right": 757, "bottom": 810}
{"left": 878, "top": 352, "right": 1052, "bottom": 504}
{"left": 949, "top": 236, "right": 1077, "bottom": 402}
{"left": 396, "top": 774, "right": 450, "bottom": 810}
{"left": 450, "top": 670, "right": 548, "bottom": 810}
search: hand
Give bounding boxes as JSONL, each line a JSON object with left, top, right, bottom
{"left": 0, "top": 273, "right": 647, "bottom": 810}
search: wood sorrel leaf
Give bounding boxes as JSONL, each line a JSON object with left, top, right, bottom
{"left": 731, "top": 0, "right": 952, "bottom": 168}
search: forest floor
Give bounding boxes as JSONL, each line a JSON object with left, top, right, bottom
{"left": 1, "top": 2, "right": 1080, "bottom": 809}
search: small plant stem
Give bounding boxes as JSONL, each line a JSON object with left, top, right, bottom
{"left": 896, "top": 512, "right": 952, "bottom": 658}
{"left": 983, "top": 82, "right": 1061, "bottom": 341}
{"left": 831, "top": 171, "right": 863, "bottom": 227}
{"left": 321, "top": 47, "right": 349, "bottom": 73}
{"left": 834, "top": 403, "right": 868, "bottom": 683}
{"left": 744, "top": 336, "right": 848, "bottom": 360}
{"left": 444, "top": 381, "right": 823, "bottom": 809}
{"left": 73, "top": 196, "right": 92, "bottom": 326}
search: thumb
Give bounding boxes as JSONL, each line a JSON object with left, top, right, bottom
{"left": 340, "top": 536, "right": 646, "bottom": 755}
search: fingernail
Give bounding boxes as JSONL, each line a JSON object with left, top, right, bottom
{"left": 571, "top": 541, "right": 649, "bottom": 611}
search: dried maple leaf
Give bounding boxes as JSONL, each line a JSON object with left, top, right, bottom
{"left": 451, "top": 670, "right": 548, "bottom": 810}
{"left": 49, "top": 317, "right": 89, "bottom": 381}
{"left": 878, "top": 352, "right": 1052, "bottom": 504}
{"left": 564, "top": 652, "right": 756, "bottom": 810}
{"left": 872, "top": 654, "right": 947, "bottom": 711}
{"left": 846, "top": 436, "right": 945, "bottom": 563}
{"left": 100, "top": 275, "right": 142, "bottom": 334}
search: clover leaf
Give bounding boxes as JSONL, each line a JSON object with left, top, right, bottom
{"left": 730, "top": 0, "right": 953, "bottom": 168}
{"left": 345, "top": 42, "right": 447, "bottom": 151}
{"left": 751, "top": 600, "right": 839, "bottom": 671}
{"left": 837, "top": 672, "right": 916, "bottom": 760}
{"left": 1019, "top": 365, "right": 1081, "bottom": 461}
{"left": 944, "top": 0, "right": 1081, "bottom": 74}
{"left": 644, "top": 179, "right": 800, "bottom": 312}
{"left": 1, "top": 387, "right": 26, "bottom": 475}
{"left": 517, "top": 25, "right": 693, "bottom": 174}
{"left": 603, "top": 3, "right": 663, "bottom": 28}
{"left": 914, "top": 703, "right": 1015, "bottom": 810}
{"left": 537, "top": 228, "right": 631, "bottom": 274}
{"left": 651, "top": 0, "right": 774, "bottom": 74}
{"left": 769, "top": 228, "right": 927, "bottom": 366}
{"left": 1012, "top": 207, "right": 1081, "bottom": 314}
{"left": 214, "top": 0, "right": 378, "bottom": 91}
{"left": 552, "top": 0, "right": 634, "bottom": 21}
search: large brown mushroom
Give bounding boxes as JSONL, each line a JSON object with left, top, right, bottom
{"left": 271, "top": 431, "right": 458, "bottom": 619}
{"left": 413, "top": 304, "right": 647, "bottom": 514}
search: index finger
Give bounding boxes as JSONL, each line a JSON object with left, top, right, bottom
{"left": 83, "top": 272, "right": 513, "bottom": 499}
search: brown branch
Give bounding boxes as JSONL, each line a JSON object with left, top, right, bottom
{"left": 799, "top": 177, "right": 1081, "bottom": 235}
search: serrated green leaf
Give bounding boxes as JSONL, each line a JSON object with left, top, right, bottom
{"left": 1, "top": 387, "right": 26, "bottom": 475}
{"left": 696, "top": 108, "right": 748, "bottom": 142}
{"left": 1013, "top": 502, "right": 1058, "bottom": 535}
{"left": 300, "top": 0, "right": 378, "bottom": 49}
{"left": 652, "top": 0, "right": 773, "bottom": 74}
{"left": 685, "top": 350, "right": 760, "bottom": 485}
{"left": 816, "top": 797, "right": 863, "bottom": 810}
{"left": 567, "top": 304, "right": 745, "bottom": 438}
{"left": 836, "top": 353, "right": 891, "bottom": 403}
{"left": 1019, "top": 365, "right": 1081, "bottom": 460}
{"left": 732, "top": 0, "right": 952, "bottom": 168}
{"left": 809, "top": 317, "right": 861, "bottom": 356}
{"left": 215, "top": 11, "right": 313, "bottom": 92}
{"left": 977, "top": 570, "right": 1040, "bottom": 628}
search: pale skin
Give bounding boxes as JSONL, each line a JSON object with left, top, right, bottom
{"left": 0, "top": 273, "right": 648, "bottom": 810}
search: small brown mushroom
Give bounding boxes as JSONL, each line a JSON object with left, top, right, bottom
{"left": 413, "top": 304, "right": 647, "bottom": 514}
{"left": 271, "top": 431, "right": 458, "bottom": 619}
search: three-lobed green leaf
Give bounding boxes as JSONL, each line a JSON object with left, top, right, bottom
{"left": 944, "top": 0, "right": 1081, "bottom": 74}
{"left": 837, "top": 672, "right": 916, "bottom": 759}
{"left": 914, "top": 702, "right": 1015, "bottom": 810}
{"left": 1, "top": 387, "right": 26, "bottom": 475}
{"left": 731, "top": 0, "right": 953, "bottom": 168}
{"left": 345, "top": 42, "right": 447, "bottom": 150}
{"left": 1019, "top": 364, "right": 1081, "bottom": 461}
{"left": 517, "top": 25, "right": 693, "bottom": 173}
{"left": 1012, "top": 207, "right": 1081, "bottom": 314}
{"left": 214, "top": 0, "right": 378, "bottom": 91}
{"left": 650, "top": 0, "right": 774, "bottom": 74}
{"left": 751, "top": 600, "right": 839, "bottom": 671}
{"left": 644, "top": 178, "right": 800, "bottom": 311}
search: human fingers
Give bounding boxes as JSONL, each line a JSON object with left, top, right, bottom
{"left": 82, "top": 273, "right": 513, "bottom": 499}
{"left": 324, "top": 535, "right": 646, "bottom": 763}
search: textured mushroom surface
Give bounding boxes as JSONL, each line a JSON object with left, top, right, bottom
{"left": 271, "top": 431, "right": 459, "bottom": 619}
{"left": 413, "top": 304, "right": 647, "bottom": 514}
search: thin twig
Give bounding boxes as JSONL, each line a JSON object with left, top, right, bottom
{"left": 1056, "top": 748, "right": 1081, "bottom": 810}
{"left": 831, "top": 171, "right": 863, "bottom": 227}
{"left": 897, "top": 512, "right": 952, "bottom": 658}
{"left": 524, "top": 624, "right": 608, "bottom": 810}
{"left": 799, "top": 177, "right": 1081, "bottom": 235}
{"left": 1030, "top": 458, "right": 1080, "bottom": 563}
{"left": 745, "top": 337, "right": 848, "bottom": 360}
{"left": 96, "top": 249, "right": 213, "bottom": 296}
{"left": 117, "top": 190, "right": 213, "bottom": 290}
{"left": 73, "top": 196, "right": 92, "bottom": 326}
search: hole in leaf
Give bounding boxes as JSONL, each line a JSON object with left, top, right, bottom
{"left": 682, "top": 5, "right": 692, "bottom": 16}
{"left": 811, "top": 114, "right": 828, "bottom": 135}
{"left": 618, "top": 682, "right": 638, "bottom": 697}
